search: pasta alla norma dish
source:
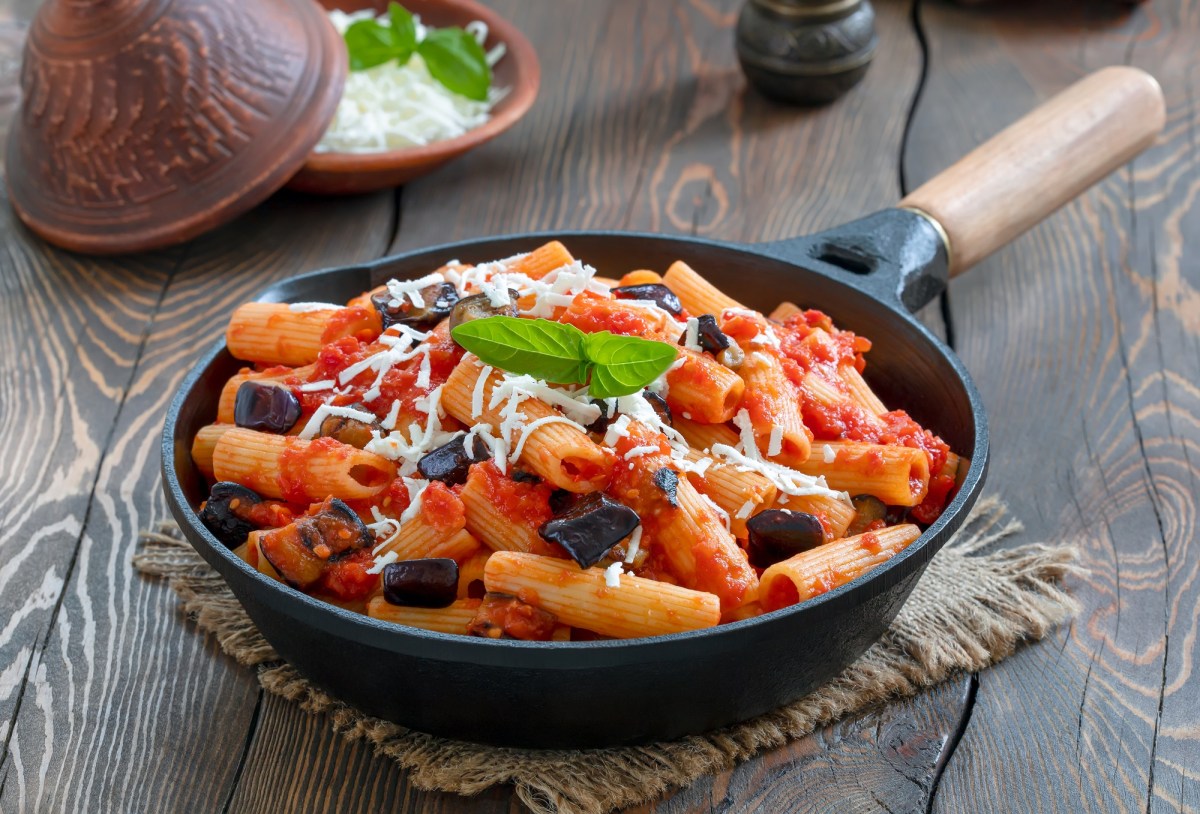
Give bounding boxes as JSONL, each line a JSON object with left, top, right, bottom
{"left": 190, "top": 241, "right": 963, "bottom": 640}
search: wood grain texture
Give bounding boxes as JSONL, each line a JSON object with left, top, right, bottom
{"left": 0, "top": 188, "right": 396, "bottom": 812}
{"left": 905, "top": 0, "right": 1200, "bottom": 811}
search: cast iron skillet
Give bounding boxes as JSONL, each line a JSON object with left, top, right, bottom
{"left": 161, "top": 68, "right": 1163, "bottom": 747}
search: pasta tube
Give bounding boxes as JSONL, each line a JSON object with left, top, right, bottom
{"left": 760, "top": 524, "right": 921, "bottom": 611}
{"left": 484, "top": 551, "right": 721, "bottom": 638}
{"left": 212, "top": 428, "right": 396, "bottom": 502}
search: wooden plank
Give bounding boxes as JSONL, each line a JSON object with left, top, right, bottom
{"left": 905, "top": 0, "right": 1200, "bottom": 811}
{"left": 222, "top": 1, "right": 969, "bottom": 812}
{"left": 0, "top": 188, "right": 397, "bottom": 812}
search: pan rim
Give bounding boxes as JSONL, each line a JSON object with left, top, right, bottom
{"left": 162, "top": 229, "right": 989, "bottom": 663}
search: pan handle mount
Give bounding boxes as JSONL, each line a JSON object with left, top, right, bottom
{"left": 900, "top": 66, "right": 1165, "bottom": 277}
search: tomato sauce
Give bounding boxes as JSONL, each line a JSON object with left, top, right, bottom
{"left": 471, "top": 461, "right": 555, "bottom": 529}
{"left": 318, "top": 549, "right": 379, "bottom": 602}
{"left": 418, "top": 481, "right": 466, "bottom": 534}
{"left": 467, "top": 593, "right": 557, "bottom": 640}
{"left": 318, "top": 305, "right": 381, "bottom": 345}
{"left": 558, "top": 291, "right": 655, "bottom": 336}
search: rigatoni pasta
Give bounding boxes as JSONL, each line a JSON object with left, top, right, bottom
{"left": 189, "top": 241, "right": 959, "bottom": 641}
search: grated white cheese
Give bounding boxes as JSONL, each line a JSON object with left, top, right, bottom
{"left": 767, "top": 426, "right": 784, "bottom": 458}
{"left": 398, "top": 477, "right": 430, "bottom": 524}
{"left": 710, "top": 442, "right": 846, "bottom": 501}
{"left": 364, "top": 385, "right": 456, "bottom": 473}
{"left": 316, "top": 11, "right": 509, "bottom": 154}
{"left": 682, "top": 317, "right": 701, "bottom": 352}
{"left": 288, "top": 302, "right": 342, "bottom": 313}
{"left": 298, "top": 380, "right": 336, "bottom": 392}
{"left": 732, "top": 408, "right": 761, "bottom": 460}
{"left": 386, "top": 272, "right": 445, "bottom": 308}
{"left": 298, "top": 404, "right": 377, "bottom": 440}
{"left": 471, "top": 363, "right": 494, "bottom": 418}
{"left": 735, "top": 499, "right": 756, "bottom": 520}
{"left": 823, "top": 443, "right": 836, "bottom": 464}
{"left": 366, "top": 551, "right": 399, "bottom": 575}
{"left": 623, "top": 526, "right": 643, "bottom": 564}
{"left": 603, "top": 562, "right": 623, "bottom": 588}
{"left": 623, "top": 445, "right": 660, "bottom": 460}
{"left": 381, "top": 399, "right": 402, "bottom": 430}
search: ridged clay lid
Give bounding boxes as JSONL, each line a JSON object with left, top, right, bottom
{"left": 7, "top": 0, "right": 347, "bottom": 254}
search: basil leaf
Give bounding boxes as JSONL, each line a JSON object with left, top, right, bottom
{"left": 343, "top": 4, "right": 416, "bottom": 71}
{"left": 417, "top": 27, "right": 491, "bottom": 101}
{"left": 344, "top": 19, "right": 401, "bottom": 71}
{"left": 583, "top": 332, "right": 679, "bottom": 398}
{"left": 387, "top": 2, "right": 418, "bottom": 54}
{"left": 451, "top": 317, "right": 591, "bottom": 385}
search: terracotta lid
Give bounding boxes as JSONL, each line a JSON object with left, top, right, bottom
{"left": 7, "top": 0, "right": 347, "bottom": 255}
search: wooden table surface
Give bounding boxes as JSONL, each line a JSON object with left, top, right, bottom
{"left": 2, "top": 0, "right": 1197, "bottom": 811}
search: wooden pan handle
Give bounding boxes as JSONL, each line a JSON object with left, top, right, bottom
{"left": 899, "top": 66, "right": 1165, "bottom": 276}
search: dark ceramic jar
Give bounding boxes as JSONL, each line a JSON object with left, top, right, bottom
{"left": 736, "top": 0, "right": 877, "bottom": 105}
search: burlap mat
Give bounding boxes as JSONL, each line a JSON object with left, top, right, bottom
{"left": 134, "top": 496, "right": 1081, "bottom": 814}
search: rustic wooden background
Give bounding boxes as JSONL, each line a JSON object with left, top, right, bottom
{"left": 1, "top": 0, "right": 1197, "bottom": 811}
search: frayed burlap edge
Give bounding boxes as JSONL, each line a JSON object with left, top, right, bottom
{"left": 133, "top": 496, "right": 1081, "bottom": 814}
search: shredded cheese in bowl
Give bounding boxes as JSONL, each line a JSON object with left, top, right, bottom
{"left": 316, "top": 10, "right": 509, "bottom": 153}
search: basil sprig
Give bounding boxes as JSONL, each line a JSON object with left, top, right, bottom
{"left": 451, "top": 317, "right": 679, "bottom": 399}
{"left": 343, "top": 2, "right": 492, "bottom": 101}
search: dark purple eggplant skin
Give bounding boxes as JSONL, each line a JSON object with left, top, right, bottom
{"left": 448, "top": 290, "right": 520, "bottom": 333}
{"left": 652, "top": 468, "right": 679, "bottom": 508}
{"left": 644, "top": 391, "right": 673, "bottom": 427}
{"left": 611, "top": 283, "right": 683, "bottom": 315}
{"left": 539, "top": 493, "right": 641, "bottom": 569}
{"left": 417, "top": 435, "right": 491, "bottom": 485}
{"left": 383, "top": 559, "right": 459, "bottom": 608}
{"left": 372, "top": 282, "right": 460, "bottom": 330}
{"left": 585, "top": 399, "right": 616, "bottom": 435}
{"left": 747, "top": 510, "right": 825, "bottom": 568}
{"left": 198, "top": 482, "right": 264, "bottom": 548}
{"left": 679, "top": 314, "right": 731, "bottom": 354}
{"left": 234, "top": 382, "right": 302, "bottom": 433}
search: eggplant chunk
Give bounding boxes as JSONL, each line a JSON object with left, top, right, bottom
{"left": 644, "top": 391, "right": 673, "bottom": 427}
{"left": 652, "top": 468, "right": 679, "bottom": 508}
{"left": 372, "top": 282, "right": 459, "bottom": 330}
{"left": 257, "top": 498, "right": 373, "bottom": 589}
{"left": 417, "top": 434, "right": 491, "bottom": 485}
{"left": 846, "top": 494, "right": 887, "bottom": 536}
{"left": 448, "top": 290, "right": 520, "bottom": 333}
{"left": 611, "top": 283, "right": 683, "bottom": 315}
{"left": 679, "top": 314, "right": 731, "bottom": 355}
{"left": 747, "top": 509, "right": 825, "bottom": 568}
{"left": 382, "top": 559, "right": 458, "bottom": 608}
{"left": 199, "top": 482, "right": 264, "bottom": 548}
{"left": 234, "top": 382, "right": 301, "bottom": 433}
{"left": 318, "top": 405, "right": 379, "bottom": 450}
{"left": 539, "top": 493, "right": 641, "bottom": 569}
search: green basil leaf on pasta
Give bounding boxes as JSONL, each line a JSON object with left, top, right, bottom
{"left": 451, "top": 316, "right": 591, "bottom": 384}
{"left": 417, "top": 27, "right": 491, "bottom": 101}
{"left": 583, "top": 331, "right": 679, "bottom": 398}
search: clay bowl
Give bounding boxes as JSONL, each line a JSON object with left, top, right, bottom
{"left": 287, "top": 0, "right": 540, "bottom": 195}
